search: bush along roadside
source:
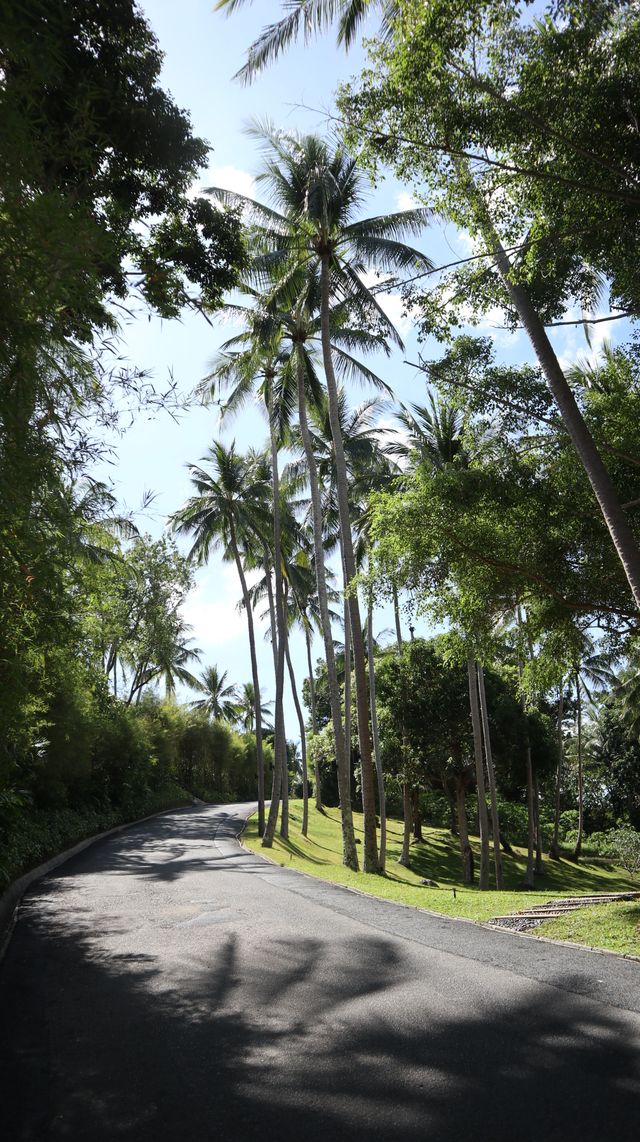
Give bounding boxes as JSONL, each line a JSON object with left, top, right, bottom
{"left": 0, "top": 780, "right": 191, "bottom": 891}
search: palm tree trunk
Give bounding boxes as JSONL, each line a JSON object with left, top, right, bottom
{"left": 455, "top": 775, "right": 474, "bottom": 885}
{"left": 515, "top": 612, "right": 535, "bottom": 889}
{"left": 534, "top": 772, "right": 543, "bottom": 875}
{"left": 262, "top": 568, "right": 284, "bottom": 846}
{"left": 573, "top": 671, "right": 584, "bottom": 860}
{"left": 367, "top": 590, "right": 386, "bottom": 871}
{"left": 549, "top": 685, "right": 564, "bottom": 860}
{"left": 477, "top": 661, "right": 503, "bottom": 889}
{"left": 392, "top": 582, "right": 403, "bottom": 648}
{"left": 304, "top": 624, "right": 323, "bottom": 812}
{"left": 320, "top": 255, "right": 379, "bottom": 873}
{"left": 229, "top": 523, "right": 265, "bottom": 837}
{"left": 524, "top": 741, "right": 535, "bottom": 889}
{"left": 263, "top": 406, "right": 288, "bottom": 845}
{"left": 470, "top": 171, "right": 640, "bottom": 612}
{"left": 279, "top": 588, "right": 289, "bottom": 838}
{"left": 285, "top": 631, "right": 309, "bottom": 836}
{"left": 296, "top": 351, "right": 358, "bottom": 869}
{"left": 343, "top": 591, "right": 353, "bottom": 801}
{"left": 412, "top": 788, "right": 423, "bottom": 842}
{"left": 467, "top": 657, "right": 490, "bottom": 889}
{"left": 398, "top": 782, "right": 412, "bottom": 867}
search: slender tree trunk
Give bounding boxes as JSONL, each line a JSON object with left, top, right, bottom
{"left": 367, "top": 590, "right": 386, "bottom": 871}
{"left": 320, "top": 256, "right": 379, "bottom": 873}
{"left": 477, "top": 662, "right": 503, "bottom": 889}
{"left": 398, "top": 782, "right": 412, "bottom": 867}
{"left": 524, "top": 742, "right": 535, "bottom": 889}
{"left": 534, "top": 772, "right": 543, "bottom": 875}
{"left": 262, "top": 564, "right": 284, "bottom": 842}
{"left": 468, "top": 657, "right": 490, "bottom": 889}
{"left": 263, "top": 403, "right": 289, "bottom": 845}
{"left": 343, "top": 591, "right": 353, "bottom": 802}
{"left": 549, "top": 685, "right": 564, "bottom": 859}
{"left": 515, "top": 612, "right": 535, "bottom": 888}
{"left": 573, "top": 671, "right": 584, "bottom": 860}
{"left": 392, "top": 582, "right": 403, "bottom": 648}
{"left": 455, "top": 775, "right": 474, "bottom": 885}
{"left": 230, "top": 528, "right": 265, "bottom": 836}
{"left": 285, "top": 632, "right": 309, "bottom": 836}
{"left": 393, "top": 584, "right": 412, "bottom": 860}
{"left": 471, "top": 174, "right": 640, "bottom": 612}
{"left": 304, "top": 625, "right": 323, "bottom": 812}
{"left": 296, "top": 351, "right": 358, "bottom": 869}
{"left": 277, "top": 582, "right": 290, "bottom": 838}
{"left": 412, "top": 789, "right": 423, "bottom": 842}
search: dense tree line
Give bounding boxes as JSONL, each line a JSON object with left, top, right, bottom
{"left": 0, "top": 0, "right": 246, "bottom": 884}
{"left": 4, "top": 0, "right": 640, "bottom": 896}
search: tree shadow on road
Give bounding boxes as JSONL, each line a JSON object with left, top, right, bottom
{"left": 1, "top": 891, "right": 639, "bottom": 1142}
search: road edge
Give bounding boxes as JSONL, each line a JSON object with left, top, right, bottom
{"left": 237, "top": 812, "right": 640, "bottom": 966}
{"left": 0, "top": 801, "right": 199, "bottom": 962}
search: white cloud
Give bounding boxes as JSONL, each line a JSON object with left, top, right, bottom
{"left": 396, "top": 191, "right": 418, "bottom": 211}
{"left": 181, "top": 562, "right": 264, "bottom": 652}
{"left": 189, "top": 165, "right": 256, "bottom": 202}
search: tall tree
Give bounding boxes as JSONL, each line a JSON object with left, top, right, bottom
{"left": 191, "top": 665, "right": 240, "bottom": 722}
{"left": 246, "top": 127, "right": 431, "bottom": 871}
{"left": 169, "top": 441, "right": 272, "bottom": 834}
{"left": 336, "top": 1, "right": 640, "bottom": 614}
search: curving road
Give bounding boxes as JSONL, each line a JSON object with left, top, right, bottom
{"left": 1, "top": 802, "right": 639, "bottom": 1141}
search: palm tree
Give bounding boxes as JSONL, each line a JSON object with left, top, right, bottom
{"left": 191, "top": 664, "right": 239, "bottom": 722}
{"left": 208, "top": 336, "right": 290, "bottom": 846}
{"left": 209, "top": 279, "right": 390, "bottom": 867}
{"left": 206, "top": 130, "right": 430, "bottom": 870}
{"left": 215, "top": 1, "right": 398, "bottom": 82}
{"left": 236, "top": 681, "right": 273, "bottom": 735}
{"left": 571, "top": 640, "right": 615, "bottom": 859}
{"left": 242, "top": 129, "right": 430, "bottom": 871}
{"left": 296, "top": 393, "right": 395, "bottom": 867}
{"left": 169, "top": 440, "right": 272, "bottom": 835}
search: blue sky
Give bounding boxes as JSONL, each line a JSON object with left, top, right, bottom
{"left": 102, "top": 0, "right": 625, "bottom": 735}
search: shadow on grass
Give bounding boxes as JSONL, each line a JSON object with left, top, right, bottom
{"left": 2, "top": 882, "right": 639, "bottom": 1142}
{"left": 381, "top": 828, "right": 636, "bottom": 896}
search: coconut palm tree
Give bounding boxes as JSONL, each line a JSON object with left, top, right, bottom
{"left": 237, "top": 131, "right": 430, "bottom": 870}
{"left": 191, "top": 664, "right": 239, "bottom": 722}
{"left": 206, "top": 130, "right": 431, "bottom": 870}
{"left": 216, "top": 1, "right": 399, "bottom": 82}
{"left": 571, "top": 640, "right": 615, "bottom": 859}
{"left": 169, "top": 440, "right": 272, "bottom": 835}
{"left": 291, "top": 390, "right": 394, "bottom": 867}
{"left": 208, "top": 278, "right": 392, "bottom": 866}
{"left": 236, "top": 681, "right": 274, "bottom": 735}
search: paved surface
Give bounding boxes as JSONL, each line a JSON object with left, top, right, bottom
{"left": 1, "top": 803, "right": 639, "bottom": 1141}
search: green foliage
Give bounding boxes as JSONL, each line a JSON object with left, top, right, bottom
{"left": 607, "top": 826, "right": 640, "bottom": 877}
{"left": 0, "top": 0, "right": 244, "bottom": 374}
{"left": 369, "top": 337, "right": 640, "bottom": 642}
{"left": 0, "top": 786, "right": 190, "bottom": 891}
{"left": 338, "top": 1, "right": 640, "bottom": 326}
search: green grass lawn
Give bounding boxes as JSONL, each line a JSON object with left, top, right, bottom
{"left": 536, "top": 903, "right": 640, "bottom": 957}
{"left": 243, "top": 801, "right": 639, "bottom": 943}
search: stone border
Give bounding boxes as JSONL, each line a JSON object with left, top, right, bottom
{"left": 0, "top": 801, "right": 195, "bottom": 961}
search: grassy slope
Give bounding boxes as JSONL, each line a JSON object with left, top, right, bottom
{"left": 243, "top": 801, "right": 639, "bottom": 937}
{"left": 536, "top": 903, "right": 640, "bottom": 957}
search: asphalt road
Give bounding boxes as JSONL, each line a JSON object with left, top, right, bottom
{"left": 1, "top": 803, "right": 639, "bottom": 1141}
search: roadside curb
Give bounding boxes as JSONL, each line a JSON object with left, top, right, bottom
{"left": 238, "top": 815, "right": 640, "bottom": 965}
{"left": 0, "top": 801, "right": 196, "bottom": 962}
